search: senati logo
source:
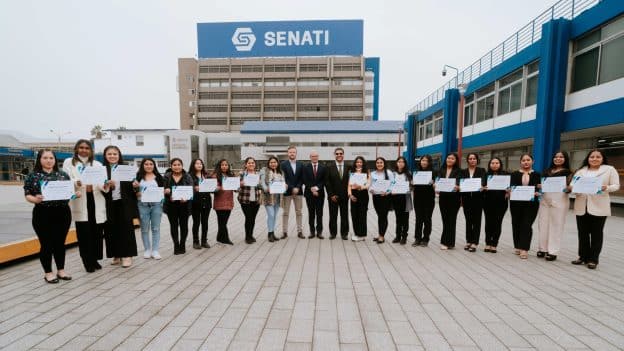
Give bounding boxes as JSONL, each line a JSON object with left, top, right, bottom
{"left": 231, "top": 27, "right": 256, "bottom": 52}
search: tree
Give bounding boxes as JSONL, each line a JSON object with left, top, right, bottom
{"left": 90, "top": 125, "right": 106, "bottom": 139}
{"left": 117, "top": 126, "right": 127, "bottom": 130}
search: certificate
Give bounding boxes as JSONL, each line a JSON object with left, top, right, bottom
{"left": 350, "top": 173, "right": 367, "bottom": 186}
{"left": 541, "top": 176, "right": 567, "bottom": 193}
{"left": 435, "top": 178, "right": 456, "bottom": 192}
{"left": 510, "top": 186, "right": 535, "bottom": 201}
{"left": 243, "top": 174, "right": 259, "bottom": 187}
{"left": 111, "top": 165, "right": 137, "bottom": 182}
{"left": 171, "top": 185, "right": 194, "bottom": 201}
{"left": 487, "top": 175, "right": 510, "bottom": 190}
{"left": 41, "top": 180, "right": 75, "bottom": 201}
{"left": 79, "top": 165, "right": 107, "bottom": 185}
{"left": 571, "top": 176, "right": 602, "bottom": 194}
{"left": 370, "top": 179, "right": 391, "bottom": 193}
{"left": 412, "top": 171, "right": 432, "bottom": 185}
{"left": 269, "top": 180, "right": 287, "bottom": 194}
{"left": 198, "top": 178, "right": 217, "bottom": 192}
{"left": 391, "top": 180, "right": 410, "bottom": 194}
{"left": 141, "top": 186, "right": 164, "bottom": 203}
{"left": 222, "top": 177, "right": 240, "bottom": 191}
{"left": 460, "top": 178, "right": 482, "bottom": 192}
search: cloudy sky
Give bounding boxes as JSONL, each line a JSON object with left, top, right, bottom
{"left": 1, "top": 0, "right": 552, "bottom": 140}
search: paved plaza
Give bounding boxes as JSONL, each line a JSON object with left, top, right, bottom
{"left": 1, "top": 193, "right": 624, "bottom": 350}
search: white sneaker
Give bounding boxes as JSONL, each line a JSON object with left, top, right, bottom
{"left": 143, "top": 250, "right": 151, "bottom": 259}
{"left": 352, "top": 235, "right": 359, "bottom": 241}
{"left": 152, "top": 251, "right": 162, "bottom": 260}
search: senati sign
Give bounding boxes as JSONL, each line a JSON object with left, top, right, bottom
{"left": 197, "top": 20, "right": 363, "bottom": 58}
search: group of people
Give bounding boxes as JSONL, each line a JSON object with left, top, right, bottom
{"left": 24, "top": 141, "right": 619, "bottom": 284}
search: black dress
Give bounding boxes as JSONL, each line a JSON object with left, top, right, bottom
{"left": 509, "top": 170, "right": 541, "bottom": 251}
{"left": 438, "top": 168, "right": 461, "bottom": 248}
{"left": 104, "top": 170, "right": 139, "bottom": 258}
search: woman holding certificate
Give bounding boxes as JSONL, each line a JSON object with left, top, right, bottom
{"left": 102, "top": 146, "right": 138, "bottom": 268}
{"left": 25, "top": 149, "right": 76, "bottom": 283}
{"left": 412, "top": 155, "right": 436, "bottom": 247}
{"left": 238, "top": 157, "right": 262, "bottom": 244}
{"left": 189, "top": 159, "right": 211, "bottom": 249}
{"left": 260, "top": 157, "right": 284, "bottom": 242}
{"left": 509, "top": 154, "right": 541, "bottom": 259}
{"left": 213, "top": 159, "right": 235, "bottom": 245}
{"left": 134, "top": 158, "right": 165, "bottom": 260}
{"left": 163, "top": 158, "right": 193, "bottom": 255}
{"left": 437, "top": 153, "right": 461, "bottom": 250}
{"left": 537, "top": 151, "right": 572, "bottom": 261}
{"left": 63, "top": 139, "right": 109, "bottom": 273}
{"left": 482, "top": 158, "right": 509, "bottom": 253}
{"left": 370, "top": 157, "right": 393, "bottom": 244}
{"left": 348, "top": 156, "right": 370, "bottom": 241}
{"left": 391, "top": 157, "right": 412, "bottom": 245}
{"left": 571, "top": 149, "right": 620, "bottom": 269}
{"left": 459, "top": 153, "right": 487, "bottom": 252}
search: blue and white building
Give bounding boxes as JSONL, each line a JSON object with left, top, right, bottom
{"left": 405, "top": 0, "right": 623, "bottom": 195}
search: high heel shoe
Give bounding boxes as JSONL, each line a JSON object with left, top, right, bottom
{"left": 57, "top": 274, "right": 72, "bottom": 281}
{"left": 44, "top": 276, "right": 59, "bottom": 284}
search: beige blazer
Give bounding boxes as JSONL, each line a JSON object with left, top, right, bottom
{"left": 573, "top": 165, "right": 620, "bottom": 217}
{"left": 63, "top": 158, "right": 109, "bottom": 223}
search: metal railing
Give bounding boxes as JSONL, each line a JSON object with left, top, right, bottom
{"left": 407, "top": 0, "right": 600, "bottom": 116}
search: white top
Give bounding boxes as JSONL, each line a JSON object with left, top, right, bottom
{"left": 140, "top": 179, "right": 158, "bottom": 188}
{"left": 290, "top": 161, "right": 297, "bottom": 173}
{"left": 111, "top": 180, "right": 121, "bottom": 200}
{"left": 394, "top": 173, "right": 408, "bottom": 182}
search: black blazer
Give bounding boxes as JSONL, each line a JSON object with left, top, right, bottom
{"left": 104, "top": 165, "right": 139, "bottom": 222}
{"left": 460, "top": 167, "right": 487, "bottom": 196}
{"left": 510, "top": 170, "right": 541, "bottom": 201}
{"left": 302, "top": 163, "right": 326, "bottom": 197}
{"left": 484, "top": 170, "right": 509, "bottom": 206}
{"left": 413, "top": 169, "right": 437, "bottom": 203}
{"left": 163, "top": 171, "right": 194, "bottom": 211}
{"left": 438, "top": 167, "right": 461, "bottom": 183}
{"left": 190, "top": 173, "right": 212, "bottom": 210}
{"left": 325, "top": 162, "right": 350, "bottom": 199}
{"left": 280, "top": 160, "right": 304, "bottom": 195}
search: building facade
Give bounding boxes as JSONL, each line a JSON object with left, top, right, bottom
{"left": 405, "top": 0, "right": 623, "bottom": 196}
{"left": 177, "top": 20, "right": 380, "bottom": 132}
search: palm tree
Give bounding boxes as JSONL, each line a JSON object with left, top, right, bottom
{"left": 90, "top": 125, "right": 106, "bottom": 139}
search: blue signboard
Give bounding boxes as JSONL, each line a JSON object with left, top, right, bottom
{"left": 197, "top": 20, "right": 363, "bottom": 58}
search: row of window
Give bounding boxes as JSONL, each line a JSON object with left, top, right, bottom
{"left": 197, "top": 116, "right": 367, "bottom": 125}
{"left": 199, "top": 104, "right": 364, "bottom": 113}
{"left": 198, "top": 63, "right": 362, "bottom": 73}
{"left": 197, "top": 91, "right": 363, "bottom": 100}
{"left": 416, "top": 110, "right": 443, "bottom": 142}
{"left": 198, "top": 78, "right": 364, "bottom": 88}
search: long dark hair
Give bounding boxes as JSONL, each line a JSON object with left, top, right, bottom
{"left": 466, "top": 152, "right": 480, "bottom": 166}
{"left": 581, "top": 149, "right": 609, "bottom": 168}
{"left": 188, "top": 158, "right": 207, "bottom": 178}
{"left": 214, "top": 158, "right": 234, "bottom": 179}
{"left": 417, "top": 155, "right": 433, "bottom": 171}
{"left": 34, "top": 149, "right": 59, "bottom": 173}
{"left": 266, "top": 156, "right": 282, "bottom": 174}
{"left": 394, "top": 156, "right": 410, "bottom": 175}
{"left": 71, "top": 139, "right": 94, "bottom": 166}
{"left": 243, "top": 157, "right": 257, "bottom": 173}
{"left": 444, "top": 152, "right": 459, "bottom": 170}
{"left": 136, "top": 158, "right": 163, "bottom": 182}
{"left": 350, "top": 156, "right": 368, "bottom": 173}
{"left": 487, "top": 157, "right": 505, "bottom": 174}
{"left": 545, "top": 150, "right": 571, "bottom": 174}
{"left": 102, "top": 145, "right": 124, "bottom": 166}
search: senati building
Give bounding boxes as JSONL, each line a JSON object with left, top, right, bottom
{"left": 178, "top": 20, "right": 380, "bottom": 132}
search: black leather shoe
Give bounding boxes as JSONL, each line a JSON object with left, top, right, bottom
{"left": 400, "top": 237, "right": 407, "bottom": 245}
{"left": 420, "top": 241, "right": 429, "bottom": 247}
{"left": 94, "top": 262, "right": 102, "bottom": 270}
{"left": 317, "top": 234, "right": 324, "bottom": 239}
{"left": 268, "top": 233, "right": 275, "bottom": 243}
{"left": 251, "top": 237, "right": 257, "bottom": 242}
{"left": 245, "top": 238, "right": 254, "bottom": 244}
{"left": 308, "top": 233, "right": 316, "bottom": 239}
{"left": 280, "top": 233, "right": 288, "bottom": 239}
{"left": 44, "top": 277, "right": 59, "bottom": 284}
{"left": 341, "top": 235, "right": 348, "bottom": 240}
{"left": 85, "top": 266, "right": 95, "bottom": 273}
{"left": 545, "top": 254, "right": 557, "bottom": 261}
{"left": 201, "top": 242, "right": 211, "bottom": 248}
{"left": 57, "top": 274, "right": 72, "bottom": 281}
{"left": 537, "top": 251, "right": 546, "bottom": 258}
{"left": 468, "top": 247, "right": 476, "bottom": 252}
{"left": 587, "top": 262, "right": 598, "bottom": 269}
{"left": 392, "top": 237, "right": 401, "bottom": 244}
{"left": 193, "top": 243, "right": 201, "bottom": 249}
{"left": 571, "top": 258, "right": 586, "bottom": 265}
{"left": 297, "top": 232, "right": 305, "bottom": 239}
{"left": 329, "top": 234, "right": 336, "bottom": 240}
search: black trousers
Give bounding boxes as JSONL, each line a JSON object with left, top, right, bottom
{"left": 483, "top": 202, "right": 508, "bottom": 247}
{"left": 191, "top": 205, "right": 210, "bottom": 244}
{"left": 372, "top": 195, "right": 391, "bottom": 236}
{"left": 167, "top": 203, "right": 190, "bottom": 249}
{"left": 391, "top": 194, "right": 409, "bottom": 239}
{"left": 105, "top": 200, "right": 138, "bottom": 258}
{"left": 216, "top": 210, "right": 232, "bottom": 242}
{"left": 462, "top": 193, "right": 483, "bottom": 245}
{"left": 350, "top": 190, "right": 369, "bottom": 237}
{"left": 576, "top": 213, "right": 607, "bottom": 263}
{"left": 32, "top": 205, "right": 71, "bottom": 273}
{"left": 328, "top": 196, "right": 349, "bottom": 237}
{"left": 75, "top": 192, "right": 104, "bottom": 270}
{"left": 241, "top": 202, "right": 260, "bottom": 239}
{"left": 439, "top": 193, "right": 460, "bottom": 247}
{"left": 305, "top": 194, "right": 325, "bottom": 235}
{"left": 414, "top": 197, "right": 435, "bottom": 242}
{"left": 510, "top": 201, "right": 539, "bottom": 251}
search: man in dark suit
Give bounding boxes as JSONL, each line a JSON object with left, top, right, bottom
{"left": 280, "top": 146, "right": 304, "bottom": 239}
{"left": 325, "top": 147, "right": 350, "bottom": 240}
{"left": 303, "top": 150, "right": 326, "bottom": 239}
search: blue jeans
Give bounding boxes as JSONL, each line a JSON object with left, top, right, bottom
{"left": 137, "top": 201, "right": 162, "bottom": 252}
{"left": 265, "top": 203, "right": 281, "bottom": 233}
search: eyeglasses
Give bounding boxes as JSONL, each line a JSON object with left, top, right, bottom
{"left": 335, "top": 153, "right": 343, "bottom": 155}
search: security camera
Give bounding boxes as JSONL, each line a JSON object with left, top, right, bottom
{"left": 442, "top": 68, "right": 447, "bottom": 76}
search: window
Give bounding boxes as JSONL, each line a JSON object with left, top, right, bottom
{"left": 298, "top": 105, "right": 329, "bottom": 112}
{"left": 232, "top": 92, "right": 261, "bottom": 99}
{"left": 298, "top": 91, "right": 328, "bottom": 99}
{"left": 264, "top": 104, "right": 294, "bottom": 112}
{"left": 265, "top": 92, "right": 294, "bottom": 99}
{"left": 185, "top": 74, "right": 194, "bottom": 82}
{"left": 571, "top": 15, "right": 624, "bottom": 92}
{"left": 200, "top": 65, "right": 229, "bottom": 73}
{"left": 264, "top": 79, "right": 295, "bottom": 87}
{"left": 199, "top": 79, "right": 229, "bottom": 88}
{"left": 198, "top": 105, "right": 227, "bottom": 112}
{"left": 464, "top": 94, "right": 474, "bottom": 126}
{"left": 230, "top": 65, "right": 263, "bottom": 72}
{"left": 117, "top": 135, "right": 122, "bottom": 140}
{"left": 416, "top": 110, "right": 443, "bottom": 141}
{"left": 188, "top": 89, "right": 195, "bottom": 96}
{"left": 525, "top": 60, "right": 539, "bottom": 106}
{"left": 299, "top": 64, "right": 327, "bottom": 72}
{"left": 297, "top": 79, "right": 329, "bottom": 86}
{"left": 136, "top": 135, "right": 144, "bottom": 147}
{"left": 333, "top": 79, "right": 363, "bottom": 86}
{"left": 231, "top": 104, "right": 260, "bottom": 112}
{"left": 264, "top": 64, "right": 296, "bottom": 72}
{"left": 475, "top": 84, "right": 495, "bottom": 122}
{"left": 199, "top": 92, "right": 228, "bottom": 99}
{"left": 497, "top": 69, "right": 523, "bottom": 116}
{"left": 231, "top": 79, "right": 261, "bottom": 87}
{"left": 332, "top": 105, "right": 361, "bottom": 111}
{"left": 334, "top": 63, "right": 361, "bottom": 71}
{"left": 332, "top": 91, "right": 361, "bottom": 99}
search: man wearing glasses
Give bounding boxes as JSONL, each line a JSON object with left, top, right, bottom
{"left": 325, "top": 148, "right": 350, "bottom": 240}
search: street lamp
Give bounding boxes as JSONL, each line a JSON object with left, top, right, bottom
{"left": 50, "top": 129, "right": 71, "bottom": 150}
{"left": 457, "top": 83, "right": 467, "bottom": 167}
{"left": 442, "top": 64, "right": 459, "bottom": 87}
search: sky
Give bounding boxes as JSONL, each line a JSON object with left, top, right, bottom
{"left": 0, "top": 0, "right": 554, "bottom": 140}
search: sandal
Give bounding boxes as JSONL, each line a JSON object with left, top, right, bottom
{"left": 519, "top": 251, "right": 528, "bottom": 259}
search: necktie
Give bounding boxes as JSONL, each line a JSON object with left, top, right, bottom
{"left": 313, "top": 164, "right": 317, "bottom": 177}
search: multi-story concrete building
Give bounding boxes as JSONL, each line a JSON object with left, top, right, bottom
{"left": 177, "top": 20, "right": 380, "bottom": 132}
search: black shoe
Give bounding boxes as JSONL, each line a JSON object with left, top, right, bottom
{"left": 173, "top": 248, "right": 181, "bottom": 255}
{"left": 537, "top": 251, "right": 546, "bottom": 258}
{"left": 85, "top": 266, "right": 95, "bottom": 273}
{"left": 44, "top": 277, "right": 59, "bottom": 284}
{"left": 308, "top": 233, "right": 316, "bottom": 239}
{"left": 251, "top": 237, "right": 257, "bottom": 243}
{"left": 193, "top": 243, "right": 201, "bottom": 250}
{"left": 545, "top": 254, "right": 557, "bottom": 261}
{"left": 571, "top": 258, "right": 586, "bottom": 265}
{"left": 201, "top": 242, "right": 211, "bottom": 248}
{"left": 298, "top": 232, "right": 305, "bottom": 239}
{"left": 420, "top": 241, "right": 428, "bottom": 247}
{"left": 180, "top": 246, "right": 186, "bottom": 254}
{"left": 268, "top": 232, "right": 275, "bottom": 243}
{"left": 373, "top": 237, "right": 379, "bottom": 242}
{"left": 330, "top": 234, "right": 336, "bottom": 240}
{"left": 392, "top": 237, "right": 401, "bottom": 244}
{"left": 468, "top": 247, "right": 476, "bottom": 252}
{"left": 489, "top": 247, "right": 497, "bottom": 253}
{"left": 245, "top": 238, "right": 254, "bottom": 244}
{"left": 317, "top": 234, "right": 324, "bottom": 239}
{"left": 400, "top": 237, "right": 407, "bottom": 245}
{"left": 587, "top": 262, "right": 598, "bottom": 269}
{"left": 224, "top": 240, "right": 234, "bottom": 245}
{"left": 281, "top": 233, "right": 288, "bottom": 239}
{"left": 484, "top": 247, "right": 491, "bottom": 253}
{"left": 57, "top": 274, "right": 72, "bottom": 281}
{"left": 464, "top": 245, "right": 471, "bottom": 251}
{"left": 94, "top": 262, "right": 102, "bottom": 270}
{"left": 341, "top": 235, "right": 348, "bottom": 240}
